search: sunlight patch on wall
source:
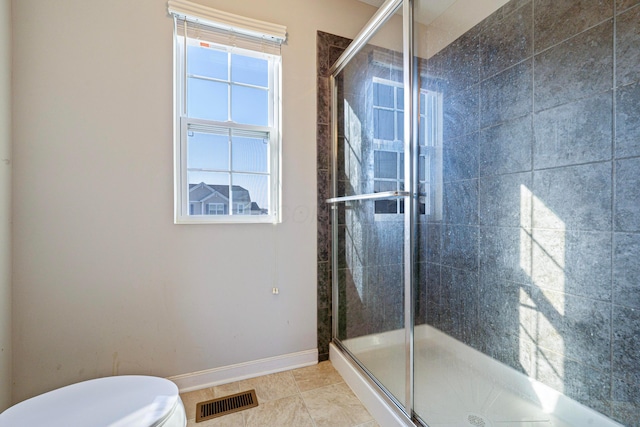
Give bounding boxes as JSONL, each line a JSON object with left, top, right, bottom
{"left": 344, "top": 100, "right": 363, "bottom": 188}
{"left": 519, "top": 287, "right": 536, "bottom": 371}
{"left": 520, "top": 184, "right": 566, "bottom": 399}
{"left": 519, "top": 184, "right": 532, "bottom": 276}
{"left": 532, "top": 230, "right": 566, "bottom": 315}
{"left": 344, "top": 100, "right": 365, "bottom": 300}
{"left": 345, "top": 222, "right": 365, "bottom": 300}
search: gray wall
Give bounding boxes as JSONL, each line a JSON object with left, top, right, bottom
{"left": 0, "top": 0, "right": 11, "bottom": 412}
{"left": 421, "top": 0, "right": 640, "bottom": 424}
{"left": 10, "top": 0, "right": 376, "bottom": 403}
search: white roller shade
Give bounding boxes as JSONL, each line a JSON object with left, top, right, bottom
{"left": 168, "top": 0, "right": 287, "bottom": 54}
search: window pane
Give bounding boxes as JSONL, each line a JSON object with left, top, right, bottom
{"left": 419, "top": 182, "right": 428, "bottom": 215}
{"left": 374, "top": 180, "right": 397, "bottom": 192}
{"left": 231, "top": 85, "right": 268, "bottom": 126}
{"left": 187, "top": 45, "right": 228, "bottom": 80}
{"left": 231, "top": 54, "right": 268, "bottom": 87}
{"left": 374, "top": 200, "right": 397, "bottom": 214}
{"left": 207, "top": 203, "right": 226, "bottom": 215}
{"left": 232, "top": 135, "right": 268, "bottom": 173}
{"left": 188, "top": 172, "right": 230, "bottom": 215}
{"left": 374, "top": 179, "right": 397, "bottom": 214}
{"left": 188, "top": 171, "right": 229, "bottom": 187}
{"left": 373, "top": 83, "right": 394, "bottom": 108}
{"left": 374, "top": 151, "right": 397, "bottom": 179}
{"left": 232, "top": 174, "right": 269, "bottom": 215}
{"left": 418, "top": 155, "right": 426, "bottom": 181}
{"left": 398, "top": 111, "right": 404, "bottom": 141}
{"left": 374, "top": 109, "right": 394, "bottom": 140}
{"left": 188, "top": 132, "right": 229, "bottom": 171}
{"left": 419, "top": 116, "right": 426, "bottom": 146}
{"left": 187, "top": 78, "right": 228, "bottom": 121}
{"left": 397, "top": 87, "right": 404, "bottom": 110}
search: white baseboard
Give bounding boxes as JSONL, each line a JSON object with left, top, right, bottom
{"left": 168, "top": 349, "right": 318, "bottom": 393}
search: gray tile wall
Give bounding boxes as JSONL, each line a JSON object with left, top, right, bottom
{"left": 317, "top": 31, "right": 352, "bottom": 362}
{"left": 420, "top": 0, "right": 640, "bottom": 424}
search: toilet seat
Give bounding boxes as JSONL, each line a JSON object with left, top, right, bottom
{"left": 0, "top": 375, "right": 186, "bottom": 427}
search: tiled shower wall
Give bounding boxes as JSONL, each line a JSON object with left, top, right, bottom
{"left": 317, "top": 33, "right": 406, "bottom": 359}
{"left": 317, "top": 0, "right": 640, "bottom": 424}
{"left": 317, "top": 31, "right": 351, "bottom": 362}
{"left": 420, "top": 0, "right": 640, "bottom": 424}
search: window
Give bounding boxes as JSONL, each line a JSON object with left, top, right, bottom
{"left": 373, "top": 79, "right": 404, "bottom": 142}
{"left": 372, "top": 78, "right": 404, "bottom": 215}
{"left": 372, "top": 78, "right": 442, "bottom": 217}
{"left": 169, "top": 0, "right": 286, "bottom": 224}
{"left": 374, "top": 150, "right": 404, "bottom": 214}
{"left": 418, "top": 90, "right": 443, "bottom": 219}
{"left": 207, "top": 203, "right": 226, "bottom": 215}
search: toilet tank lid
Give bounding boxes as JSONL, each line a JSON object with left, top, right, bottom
{"left": 0, "top": 375, "right": 180, "bottom": 427}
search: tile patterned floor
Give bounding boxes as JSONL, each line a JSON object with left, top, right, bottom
{"left": 180, "top": 361, "right": 380, "bottom": 427}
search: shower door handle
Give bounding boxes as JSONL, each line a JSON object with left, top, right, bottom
{"left": 325, "top": 191, "right": 410, "bottom": 204}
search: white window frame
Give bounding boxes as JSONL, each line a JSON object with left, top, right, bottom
{"left": 170, "top": 1, "right": 285, "bottom": 224}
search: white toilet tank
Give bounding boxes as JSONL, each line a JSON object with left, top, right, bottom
{"left": 0, "top": 375, "right": 186, "bottom": 427}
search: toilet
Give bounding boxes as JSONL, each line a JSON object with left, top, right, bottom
{"left": 0, "top": 375, "right": 186, "bottom": 427}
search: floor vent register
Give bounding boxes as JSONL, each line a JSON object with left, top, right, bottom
{"left": 195, "top": 389, "right": 259, "bottom": 422}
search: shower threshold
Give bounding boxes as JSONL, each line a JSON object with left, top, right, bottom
{"left": 336, "top": 325, "right": 621, "bottom": 427}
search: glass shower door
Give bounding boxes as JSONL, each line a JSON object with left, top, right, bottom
{"left": 412, "top": 0, "right": 629, "bottom": 426}
{"left": 329, "top": 0, "right": 410, "bottom": 410}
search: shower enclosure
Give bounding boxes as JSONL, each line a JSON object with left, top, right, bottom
{"left": 321, "top": 0, "right": 640, "bottom": 425}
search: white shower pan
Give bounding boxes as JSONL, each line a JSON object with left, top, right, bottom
{"left": 336, "top": 325, "right": 621, "bottom": 427}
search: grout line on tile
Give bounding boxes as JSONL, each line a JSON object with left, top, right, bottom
{"left": 300, "top": 393, "right": 319, "bottom": 427}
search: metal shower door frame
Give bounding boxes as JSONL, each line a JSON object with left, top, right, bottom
{"left": 327, "top": 0, "right": 418, "bottom": 420}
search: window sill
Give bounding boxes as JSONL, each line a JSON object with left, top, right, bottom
{"left": 174, "top": 214, "right": 280, "bottom": 225}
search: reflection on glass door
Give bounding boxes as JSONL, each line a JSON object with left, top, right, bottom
{"left": 331, "top": 0, "right": 408, "bottom": 408}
